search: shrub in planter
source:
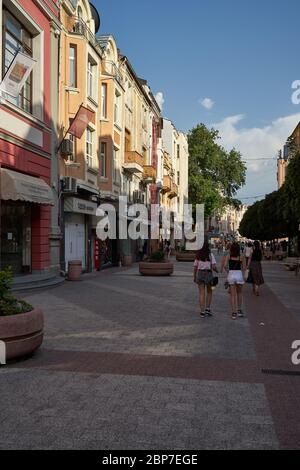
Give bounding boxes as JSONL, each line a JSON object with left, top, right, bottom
{"left": 139, "top": 251, "right": 173, "bottom": 276}
{"left": 150, "top": 250, "right": 165, "bottom": 262}
{"left": 0, "top": 268, "right": 43, "bottom": 361}
{"left": 0, "top": 269, "right": 33, "bottom": 316}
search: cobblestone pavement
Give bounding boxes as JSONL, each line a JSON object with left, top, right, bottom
{"left": 1, "top": 258, "right": 300, "bottom": 450}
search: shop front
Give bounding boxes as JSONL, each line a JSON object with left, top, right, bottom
{"left": 64, "top": 196, "right": 98, "bottom": 273}
{"left": 0, "top": 168, "right": 54, "bottom": 276}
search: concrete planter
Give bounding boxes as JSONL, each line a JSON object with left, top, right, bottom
{"left": 139, "top": 262, "right": 174, "bottom": 276}
{"left": 122, "top": 255, "right": 133, "bottom": 267}
{"left": 68, "top": 260, "right": 82, "bottom": 281}
{"left": 176, "top": 252, "right": 196, "bottom": 262}
{"left": 0, "top": 309, "right": 44, "bottom": 361}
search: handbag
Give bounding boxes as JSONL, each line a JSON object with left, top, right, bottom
{"left": 210, "top": 255, "right": 219, "bottom": 287}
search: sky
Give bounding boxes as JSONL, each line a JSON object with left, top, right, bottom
{"left": 93, "top": 0, "right": 300, "bottom": 203}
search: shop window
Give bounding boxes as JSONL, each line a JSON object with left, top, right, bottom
{"left": 2, "top": 9, "right": 33, "bottom": 113}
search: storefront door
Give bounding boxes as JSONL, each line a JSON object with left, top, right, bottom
{"left": 65, "top": 214, "right": 86, "bottom": 270}
{"left": 0, "top": 202, "right": 31, "bottom": 275}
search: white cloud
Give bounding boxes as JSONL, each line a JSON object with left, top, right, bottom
{"left": 210, "top": 113, "right": 300, "bottom": 199}
{"left": 200, "top": 98, "right": 215, "bottom": 110}
{"left": 155, "top": 92, "right": 165, "bottom": 111}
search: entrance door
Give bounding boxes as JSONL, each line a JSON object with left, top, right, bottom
{"left": 65, "top": 214, "right": 86, "bottom": 270}
{"left": 0, "top": 202, "right": 31, "bottom": 275}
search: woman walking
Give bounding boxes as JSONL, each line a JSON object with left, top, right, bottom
{"left": 224, "top": 242, "right": 246, "bottom": 320}
{"left": 247, "top": 241, "right": 264, "bottom": 296}
{"left": 194, "top": 241, "right": 218, "bottom": 318}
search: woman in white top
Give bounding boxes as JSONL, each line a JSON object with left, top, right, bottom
{"left": 245, "top": 242, "right": 253, "bottom": 268}
{"left": 194, "top": 241, "right": 218, "bottom": 318}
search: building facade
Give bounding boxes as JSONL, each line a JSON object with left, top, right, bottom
{"left": 0, "top": 0, "right": 60, "bottom": 277}
{"left": 59, "top": 0, "right": 102, "bottom": 273}
{"left": 161, "top": 118, "right": 189, "bottom": 248}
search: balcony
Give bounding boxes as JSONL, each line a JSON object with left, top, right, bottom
{"left": 123, "top": 151, "right": 144, "bottom": 174}
{"left": 162, "top": 175, "right": 172, "bottom": 194}
{"left": 102, "top": 60, "right": 124, "bottom": 87}
{"left": 163, "top": 153, "right": 172, "bottom": 171}
{"left": 68, "top": 17, "right": 102, "bottom": 53}
{"left": 143, "top": 165, "right": 157, "bottom": 184}
{"left": 168, "top": 182, "right": 178, "bottom": 199}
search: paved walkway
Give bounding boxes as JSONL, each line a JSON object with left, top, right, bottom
{"left": 1, "top": 258, "right": 300, "bottom": 449}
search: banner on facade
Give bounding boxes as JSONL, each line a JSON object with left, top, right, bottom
{"left": 0, "top": 52, "right": 36, "bottom": 98}
{"left": 68, "top": 105, "right": 96, "bottom": 139}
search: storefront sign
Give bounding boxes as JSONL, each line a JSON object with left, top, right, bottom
{"left": 65, "top": 197, "right": 97, "bottom": 216}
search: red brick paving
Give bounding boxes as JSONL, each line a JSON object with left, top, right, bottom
{"left": 16, "top": 349, "right": 261, "bottom": 384}
{"left": 244, "top": 285, "right": 300, "bottom": 449}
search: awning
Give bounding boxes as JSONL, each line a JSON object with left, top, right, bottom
{"left": 0, "top": 168, "right": 54, "bottom": 205}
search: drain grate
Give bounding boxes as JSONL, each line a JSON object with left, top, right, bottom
{"left": 262, "top": 369, "right": 300, "bottom": 377}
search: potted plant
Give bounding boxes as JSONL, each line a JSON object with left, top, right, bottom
{"left": 139, "top": 250, "right": 174, "bottom": 276}
{"left": 176, "top": 248, "right": 197, "bottom": 262}
{"left": 0, "top": 269, "right": 44, "bottom": 362}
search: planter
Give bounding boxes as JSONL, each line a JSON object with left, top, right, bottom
{"left": 122, "top": 255, "right": 133, "bottom": 267}
{"left": 176, "top": 252, "right": 196, "bottom": 262}
{"left": 139, "top": 262, "right": 174, "bottom": 276}
{"left": 0, "top": 309, "right": 44, "bottom": 361}
{"left": 68, "top": 260, "right": 82, "bottom": 281}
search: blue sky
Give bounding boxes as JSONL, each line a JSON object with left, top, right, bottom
{"left": 94, "top": 0, "right": 300, "bottom": 201}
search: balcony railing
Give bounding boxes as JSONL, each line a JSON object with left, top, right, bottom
{"left": 102, "top": 60, "right": 124, "bottom": 87}
{"left": 68, "top": 17, "right": 102, "bottom": 54}
{"left": 143, "top": 165, "right": 157, "bottom": 183}
{"left": 123, "top": 151, "right": 144, "bottom": 174}
{"left": 169, "top": 182, "right": 178, "bottom": 199}
{"left": 162, "top": 175, "right": 172, "bottom": 193}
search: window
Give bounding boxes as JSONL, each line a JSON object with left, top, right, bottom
{"left": 87, "top": 56, "right": 96, "bottom": 99}
{"left": 69, "top": 45, "right": 77, "bottom": 88}
{"left": 86, "top": 128, "right": 94, "bottom": 167}
{"left": 68, "top": 118, "right": 76, "bottom": 162}
{"left": 3, "top": 10, "right": 33, "bottom": 113}
{"left": 101, "top": 83, "right": 107, "bottom": 119}
{"left": 100, "top": 142, "right": 107, "bottom": 178}
{"left": 177, "top": 144, "right": 180, "bottom": 159}
{"left": 113, "top": 147, "right": 119, "bottom": 183}
{"left": 114, "top": 90, "right": 121, "bottom": 125}
{"left": 177, "top": 171, "right": 180, "bottom": 186}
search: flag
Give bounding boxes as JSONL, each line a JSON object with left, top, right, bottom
{"left": 0, "top": 51, "right": 36, "bottom": 98}
{"left": 68, "top": 105, "right": 95, "bottom": 139}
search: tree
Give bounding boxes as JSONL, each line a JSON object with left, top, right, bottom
{"left": 284, "top": 152, "right": 300, "bottom": 224}
{"left": 188, "top": 124, "right": 246, "bottom": 218}
{"left": 239, "top": 187, "right": 297, "bottom": 241}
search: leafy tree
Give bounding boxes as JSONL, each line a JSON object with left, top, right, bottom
{"left": 284, "top": 152, "right": 300, "bottom": 224}
{"left": 188, "top": 124, "right": 246, "bottom": 218}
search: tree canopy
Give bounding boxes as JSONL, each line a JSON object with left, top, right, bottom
{"left": 239, "top": 153, "right": 300, "bottom": 241}
{"left": 188, "top": 124, "right": 246, "bottom": 217}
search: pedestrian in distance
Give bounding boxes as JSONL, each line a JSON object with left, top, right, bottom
{"left": 194, "top": 241, "right": 218, "bottom": 318}
{"left": 245, "top": 242, "right": 253, "bottom": 269}
{"left": 164, "top": 241, "right": 172, "bottom": 259}
{"left": 224, "top": 242, "right": 247, "bottom": 320}
{"left": 247, "top": 240, "right": 265, "bottom": 296}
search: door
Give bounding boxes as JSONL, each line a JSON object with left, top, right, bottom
{"left": 65, "top": 215, "right": 86, "bottom": 270}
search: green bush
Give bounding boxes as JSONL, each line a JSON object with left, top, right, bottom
{"left": 0, "top": 268, "right": 33, "bottom": 317}
{"left": 150, "top": 250, "right": 165, "bottom": 262}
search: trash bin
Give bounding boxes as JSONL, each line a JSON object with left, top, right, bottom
{"left": 68, "top": 260, "right": 82, "bottom": 281}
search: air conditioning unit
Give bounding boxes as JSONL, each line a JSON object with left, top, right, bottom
{"left": 61, "top": 139, "right": 74, "bottom": 157}
{"left": 62, "top": 177, "right": 77, "bottom": 193}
